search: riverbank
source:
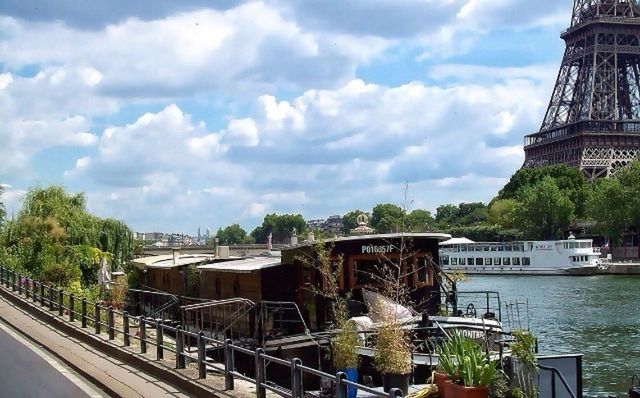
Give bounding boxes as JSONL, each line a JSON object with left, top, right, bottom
{"left": 598, "top": 262, "right": 640, "bottom": 274}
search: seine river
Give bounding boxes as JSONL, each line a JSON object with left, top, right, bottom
{"left": 462, "top": 275, "right": 640, "bottom": 397}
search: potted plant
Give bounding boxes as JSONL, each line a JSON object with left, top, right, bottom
{"left": 437, "top": 332, "right": 497, "bottom": 398}
{"left": 333, "top": 319, "right": 360, "bottom": 398}
{"left": 374, "top": 310, "right": 412, "bottom": 394}
{"left": 508, "top": 330, "right": 538, "bottom": 398}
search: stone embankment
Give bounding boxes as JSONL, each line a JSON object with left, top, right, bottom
{"left": 597, "top": 262, "right": 640, "bottom": 275}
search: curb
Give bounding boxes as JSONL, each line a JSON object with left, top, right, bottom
{"left": 0, "top": 286, "right": 224, "bottom": 398}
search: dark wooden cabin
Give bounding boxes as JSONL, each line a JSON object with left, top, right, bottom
{"left": 195, "top": 233, "right": 450, "bottom": 333}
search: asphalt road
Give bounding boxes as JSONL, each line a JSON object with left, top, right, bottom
{"left": 0, "top": 322, "right": 101, "bottom": 398}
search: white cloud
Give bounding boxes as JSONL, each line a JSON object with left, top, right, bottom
{"left": 0, "top": 3, "right": 389, "bottom": 97}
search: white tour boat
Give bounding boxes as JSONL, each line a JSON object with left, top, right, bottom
{"left": 439, "top": 236, "right": 602, "bottom": 275}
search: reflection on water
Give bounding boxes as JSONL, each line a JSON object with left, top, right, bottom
{"left": 462, "top": 275, "right": 640, "bottom": 397}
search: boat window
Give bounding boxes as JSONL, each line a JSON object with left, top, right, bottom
{"left": 354, "top": 259, "right": 399, "bottom": 287}
{"left": 503, "top": 257, "right": 510, "bottom": 266}
{"left": 461, "top": 245, "right": 467, "bottom": 252}
{"left": 485, "top": 258, "right": 492, "bottom": 265}
{"left": 415, "top": 256, "right": 431, "bottom": 285}
{"left": 441, "top": 256, "right": 449, "bottom": 266}
{"left": 494, "top": 257, "right": 501, "bottom": 265}
{"left": 451, "top": 258, "right": 458, "bottom": 266}
{"left": 512, "top": 257, "right": 520, "bottom": 266}
{"left": 233, "top": 276, "right": 240, "bottom": 296}
{"left": 476, "top": 258, "right": 484, "bottom": 266}
{"left": 468, "top": 258, "right": 474, "bottom": 266}
{"left": 483, "top": 245, "right": 490, "bottom": 251}
{"left": 459, "top": 258, "right": 467, "bottom": 265}
{"left": 505, "top": 244, "right": 512, "bottom": 252}
{"left": 497, "top": 245, "right": 504, "bottom": 252}
{"left": 522, "top": 257, "right": 531, "bottom": 266}
{"left": 215, "top": 277, "right": 221, "bottom": 298}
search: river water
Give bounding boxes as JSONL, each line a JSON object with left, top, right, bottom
{"left": 462, "top": 275, "right": 640, "bottom": 397}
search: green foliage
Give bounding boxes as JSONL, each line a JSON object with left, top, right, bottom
{"left": 0, "top": 185, "right": 133, "bottom": 289}
{"left": 406, "top": 209, "right": 435, "bottom": 232}
{"left": 374, "top": 316, "right": 412, "bottom": 375}
{"left": 498, "top": 165, "right": 588, "bottom": 218}
{"left": 488, "top": 199, "right": 518, "bottom": 229}
{"left": 216, "top": 223, "right": 248, "bottom": 244}
{"left": 0, "top": 185, "right": 5, "bottom": 225}
{"left": 371, "top": 203, "right": 404, "bottom": 233}
{"left": 333, "top": 320, "right": 360, "bottom": 369}
{"left": 436, "top": 203, "right": 488, "bottom": 229}
{"left": 588, "top": 161, "right": 640, "bottom": 244}
{"left": 513, "top": 177, "right": 574, "bottom": 240}
{"left": 251, "top": 213, "right": 306, "bottom": 244}
{"left": 437, "top": 332, "right": 497, "bottom": 387}
{"left": 510, "top": 330, "right": 537, "bottom": 368}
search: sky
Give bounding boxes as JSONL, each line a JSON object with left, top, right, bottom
{"left": 0, "top": 0, "right": 572, "bottom": 235}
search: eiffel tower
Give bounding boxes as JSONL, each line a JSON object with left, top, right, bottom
{"left": 524, "top": 0, "right": 640, "bottom": 180}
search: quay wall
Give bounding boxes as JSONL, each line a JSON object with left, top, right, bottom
{"left": 597, "top": 263, "right": 640, "bottom": 275}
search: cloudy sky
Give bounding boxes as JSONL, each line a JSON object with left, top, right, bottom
{"left": 0, "top": 0, "right": 571, "bottom": 234}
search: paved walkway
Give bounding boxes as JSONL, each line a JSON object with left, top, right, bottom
{"left": 0, "top": 320, "right": 105, "bottom": 397}
{"left": 0, "top": 295, "right": 192, "bottom": 398}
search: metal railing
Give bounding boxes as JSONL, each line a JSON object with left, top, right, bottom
{"left": 538, "top": 364, "right": 578, "bottom": 398}
{"left": 0, "top": 266, "right": 405, "bottom": 397}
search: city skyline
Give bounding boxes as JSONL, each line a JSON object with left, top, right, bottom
{"left": 0, "top": 0, "right": 570, "bottom": 233}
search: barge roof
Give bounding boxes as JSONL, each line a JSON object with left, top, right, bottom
{"left": 198, "top": 255, "right": 282, "bottom": 273}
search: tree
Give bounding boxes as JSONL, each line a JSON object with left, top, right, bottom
{"left": 435, "top": 204, "right": 459, "bottom": 227}
{"left": 487, "top": 199, "right": 518, "bottom": 229}
{"left": 588, "top": 161, "right": 640, "bottom": 245}
{"left": 498, "top": 165, "right": 589, "bottom": 218}
{"left": 513, "top": 177, "right": 574, "bottom": 240}
{"left": 250, "top": 213, "right": 306, "bottom": 244}
{"left": 216, "top": 224, "right": 248, "bottom": 244}
{"left": 0, "top": 185, "right": 5, "bottom": 225}
{"left": 406, "top": 209, "right": 434, "bottom": 232}
{"left": 0, "top": 185, "right": 133, "bottom": 288}
{"left": 371, "top": 204, "right": 404, "bottom": 233}
{"left": 587, "top": 177, "right": 628, "bottom": 244}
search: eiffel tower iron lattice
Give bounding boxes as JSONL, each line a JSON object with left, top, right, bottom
{"left": 524, "top": 0, "right": 640, "bottom": 180}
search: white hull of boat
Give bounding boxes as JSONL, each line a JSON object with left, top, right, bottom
{"left": 442, "top": 265, "right": 598, "bottom": 276}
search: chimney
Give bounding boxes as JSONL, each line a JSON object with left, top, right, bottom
{"left": 172, "top": 249, "right": 180, "bottom": 266}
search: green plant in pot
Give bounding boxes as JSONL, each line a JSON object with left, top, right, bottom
{"left": 333, "top": 319, "right": 360, "bottom": 398}
{"left": 297, "top": 242, "right": 360, "bottom": 398}
{"left": 509, "top": 330, "right": 538, "bottom": 398}
{"left": 437, "top": 332, "right": 497, "bottom": 398}
{"left": 374, "top": 310, "right": 412, "bottom": 394}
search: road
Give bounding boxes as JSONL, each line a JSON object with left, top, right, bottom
{"left": 0, "top": 321, "right": 105, "bottom": 398}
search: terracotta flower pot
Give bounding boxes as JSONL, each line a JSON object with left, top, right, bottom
{"left": 448, "top": 382, "right": 489, "bottom": 398}
{"left": 433, "top": 372, "right": 449, "bottom": 398}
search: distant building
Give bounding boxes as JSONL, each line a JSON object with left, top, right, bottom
{"left": 306, "top": 215, "right": 344, "bottom": 237}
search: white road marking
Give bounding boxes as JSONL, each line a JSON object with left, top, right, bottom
{"left": 0, "top": 321, "right": 105, "bottom": 398}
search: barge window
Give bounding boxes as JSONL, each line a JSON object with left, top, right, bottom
{"left": 522, "top": 257, "right": 531, "bottom": 266}
{"left": 476, "top": 258, "right": 483, "bottom": 266}
{"left": 352, "top": 258, "right": 401, "bottom": 288}
{"left": 468, "top": 258, "right": 474, "bottom": 266}
{"left": 512, "top": 257, "right": 520, "bottom": 266}
{"left": 494, "top": 257, "right": 501, "bottom": 265}
{"left": 503, "top": 257, "right": 510, "bottom": 266}
{"left": 415, "top": 256, "right": 432, "bottom": 286}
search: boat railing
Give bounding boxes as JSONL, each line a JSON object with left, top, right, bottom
{"left": 258, "top": 301, "right": 311, "bottom": 346}
{"left": 538, "top": 364, "right": 577, "bottom": 398}
{"left": 449, "top": 291, "right": 502, "bottom": 322}
{"left": 181, "top": 298, "right": 256, "bottom": 342}
{"left": 127, "top": 288, "right": 180, "bottom": 320}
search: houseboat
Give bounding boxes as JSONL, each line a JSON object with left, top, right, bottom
{"left": 440, "top": 236, "right": 602, "bottom": 275}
